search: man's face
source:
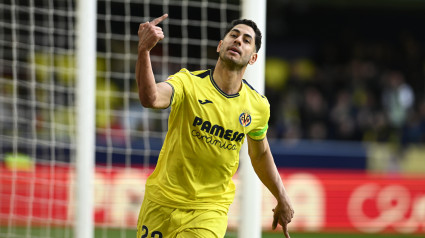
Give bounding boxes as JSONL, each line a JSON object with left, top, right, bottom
{"left": 217, "top": 24, "right": 257, "bottom": 68}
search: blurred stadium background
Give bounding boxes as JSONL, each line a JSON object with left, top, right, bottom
{"left": 1, "top": 0, "right": 424, "bottom": 237}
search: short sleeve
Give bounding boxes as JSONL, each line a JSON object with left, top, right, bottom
{"left": 165, "top": 68, "right": 188, "bottom": 108}
{"left": 247, "top": 96, "right": 270, "bottom": 141}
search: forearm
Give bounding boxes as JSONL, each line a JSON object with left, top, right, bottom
{"left": 135, "top": 50, "right": 158, "bottom": 108}
{"left": 135, "top": 14, "right": 169, "bottom": 108}
{"left": 251, "top": 152, "right": 290, "bottom": 203}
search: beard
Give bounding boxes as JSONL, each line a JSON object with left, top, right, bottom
{"left": 218, "top": 47, "right": 250, "bottom": 70}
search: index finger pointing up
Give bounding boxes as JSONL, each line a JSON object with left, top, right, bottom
{"left": 150, "top": 14, "right": 168, "bottom": 26}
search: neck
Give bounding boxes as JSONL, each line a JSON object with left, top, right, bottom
{"left": 213, "top": 59, "right": 247, "bottom": 95}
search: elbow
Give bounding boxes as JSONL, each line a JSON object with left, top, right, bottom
{"left": 248, "top": 147, "right": 269, "bottom": 164}
{"left": 139, "top": 94, "right": 156, "bottom": 108}
{"left": 248, "top": 150, "right": 261, "bottom": 164}
{"left": 248, "top": 149, "right": 255, "bottom": 161}
{"left": 140, "top": 101, "right": 154, "bottom": 108}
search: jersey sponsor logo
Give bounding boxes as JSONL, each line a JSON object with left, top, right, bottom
{"left": 191, "top": 130, "right": 238, "bottom": 150}
{"left": 198, "top": 99, "right": 213, "bottom": 105}
{"left": 192, "top": 116, "right": 245, "bottom": 142}
{"left": 239, "top": 112, "right": 251, "bottom": 127}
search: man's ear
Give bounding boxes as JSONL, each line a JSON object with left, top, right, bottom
{"left": 248, "top": 52, "right": 258, "bottom": 65}
{"left": 217, "top": 40, "right": 223, "bottom": 53}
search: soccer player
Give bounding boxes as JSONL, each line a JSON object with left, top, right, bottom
{"left": 136, "top": 14, "right": 294, "bottom": 238}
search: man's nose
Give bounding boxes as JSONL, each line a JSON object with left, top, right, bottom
{"left": 233, "top": 36, "right": 242, "bottom": 45}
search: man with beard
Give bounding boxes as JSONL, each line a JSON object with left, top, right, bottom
{"left": 136, "top": 14, "right": 294, "bottom": 238}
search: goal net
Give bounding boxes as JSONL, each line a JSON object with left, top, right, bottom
{"left": 0, "top": 0, "right": 263, "bottom": 237}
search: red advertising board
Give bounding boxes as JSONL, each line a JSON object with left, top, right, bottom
{"left": 1, "top": 165, "right": 424, "bottom": 234}
{"left": 275, "top": 170, "right": 425, "bottom": 234}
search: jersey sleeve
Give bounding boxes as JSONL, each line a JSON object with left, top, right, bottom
{"left": 247, "top": 96, "right": 270, "bottom": 141}
{"left": 164, "top": 68, "right": 189, "bottom": 108}
{"left": 248, "top": 123, "right": 269, "bottom": 140}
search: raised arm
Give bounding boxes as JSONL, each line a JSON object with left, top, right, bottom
{"left": 136, "top": 14, "right": 173, "bottom": 109}
{"left": 247, "top": 136, "right": 294, "bottom": 238}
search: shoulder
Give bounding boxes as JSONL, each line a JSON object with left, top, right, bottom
{"left": 242, "top": 79, "right": 270, "bottom": 107}
{"left": 169, "top": 68, "right": 211, "bottom": 80}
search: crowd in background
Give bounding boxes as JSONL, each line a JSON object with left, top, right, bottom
{"left": 262, "top": 2, "right": 425, "bottom": 148}
{"left": 265, "top": 33, "right": 425, "bottom": 146}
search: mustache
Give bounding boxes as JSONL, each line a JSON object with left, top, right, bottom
{"left": 227, "top": 46, "right": 241, "bottom": 55}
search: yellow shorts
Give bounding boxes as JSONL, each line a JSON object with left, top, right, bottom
{"left": 137, "top": 198, "right": 228, "bottom": 238}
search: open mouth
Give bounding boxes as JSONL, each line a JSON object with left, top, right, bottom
{"left": 228, "top": 46, "right": 241, "bottom": 55}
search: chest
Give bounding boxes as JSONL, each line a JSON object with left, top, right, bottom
{"left": 184, "top": 83, "right": 258, "bottom": 135}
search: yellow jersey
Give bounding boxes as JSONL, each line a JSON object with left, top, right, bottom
{"left": 144, "top": 68, "right": 270, "bottom": 212}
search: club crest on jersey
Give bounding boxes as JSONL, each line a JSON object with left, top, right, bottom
{"left": 239, "top": 112, "right": 251, "bottom": 127}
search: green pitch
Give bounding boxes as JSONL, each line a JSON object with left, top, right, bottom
{"left": 226, "top": 231, "right": 424, "bottom": 238}
{"left": 1, "top": 227, "right": 423, "bottom": 238}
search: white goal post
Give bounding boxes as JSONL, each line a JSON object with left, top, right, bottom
{"left": 75, "top": 0, "right": 97, "bottom": 238}
{"left": 239, "top": 1, "right": 267, "bottom": 238}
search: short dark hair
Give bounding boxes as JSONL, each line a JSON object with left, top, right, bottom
{"left": 223, "top": 19, "right": 262, "bottom": 52}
